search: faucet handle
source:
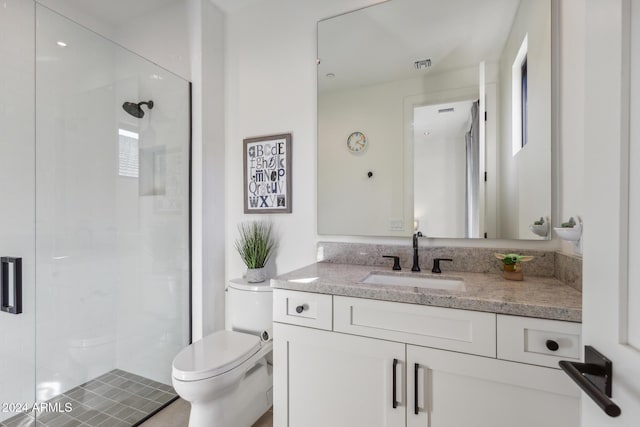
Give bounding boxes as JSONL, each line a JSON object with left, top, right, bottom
{"left": 432, "top": 258, "right": 453, "bottom": 274}
{"left": 382, "top": 255, "right": 401, "bottom": 271}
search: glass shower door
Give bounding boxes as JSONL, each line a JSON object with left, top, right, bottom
{"left": 33, "top": 5, "right": 191, "bottom": 425}
{"left": 1, "top": 3, "right": 191, "bottom": 424}
{"left": 0, "top": 0, "right": 36, "bottom": 424}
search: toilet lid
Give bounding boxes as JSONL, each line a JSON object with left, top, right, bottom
{"left": 172, "top": 330, "right": 262, "bottom": 381}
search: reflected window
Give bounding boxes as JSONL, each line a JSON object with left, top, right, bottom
{"left": 521, "top": 57, "right": 528, "bottom": 147}
{"left": 511, "top": 34, "right": 528, "bottom": 156}
{"left": 118, "top": 128, "right": 139, "bottom": 178}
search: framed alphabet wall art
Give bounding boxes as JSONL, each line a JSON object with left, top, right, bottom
{"left": 243, "top": 133, "right": 292, "bottom": 214}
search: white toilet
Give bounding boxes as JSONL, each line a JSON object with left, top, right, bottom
{"left": 172, "top": 279, "right": 273, "bottom": 427}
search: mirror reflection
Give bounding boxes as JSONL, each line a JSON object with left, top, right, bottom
{"left": 317, "top": 0, "right": 551, "bottom": 240}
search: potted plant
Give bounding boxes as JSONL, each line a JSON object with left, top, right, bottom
{"left": 495, "top": 253, "right": 534, "bottom": 281}
{"left": 235, "top": 221, "right": 276, "bottom": 283}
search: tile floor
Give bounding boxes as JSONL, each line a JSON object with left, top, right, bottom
{"left": 1, "top": 369, "right": 177, "bottom": 427}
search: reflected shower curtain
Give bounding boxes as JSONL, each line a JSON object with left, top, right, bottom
{"left": 465, "top": 101, "right": 480, "bottom": 238}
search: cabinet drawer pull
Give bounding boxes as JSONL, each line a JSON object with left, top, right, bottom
{"left": 295, "top": 304, "right": 306, "bottom": 314}
{"left": 392, "top": 358, "right": 398, "bottom": 409}
{"left": 414, "top": 363, "right": 419, "bottom": 415}
{"left": 546, "top": 339, "right": 559, "bottom": 351}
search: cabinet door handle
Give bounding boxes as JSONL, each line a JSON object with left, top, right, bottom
{"left": 414, "top": 363, "right": 419, "bottom": 415}
{"left": 295, "top": 304, "right": 306, "bottom": 314}
{"left": 392, "top": 358, "right": 398, "bottom": 409}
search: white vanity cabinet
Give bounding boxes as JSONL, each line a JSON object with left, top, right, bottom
{"left": 407, "top": 345, "right": 579, "bottom": 427}
{"left": 273, "top": 289, "right": 581, "bottom": 427}
{"left": 273, "top": 323, "right": 405, "bottom": 427}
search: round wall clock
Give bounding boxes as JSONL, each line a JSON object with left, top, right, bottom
{"left": 346, "top": 131, "right": 368, "bottom": 153}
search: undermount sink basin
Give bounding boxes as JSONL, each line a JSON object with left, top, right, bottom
{"left": 362, "top": 273, "right": 466, "bottom": 291}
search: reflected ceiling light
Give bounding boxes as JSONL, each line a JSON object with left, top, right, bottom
{"left": 423, "top": 131, "right": 431, "bottom": 136}
{"left": 56, "top": 41, "right": 67, "bottom": 47}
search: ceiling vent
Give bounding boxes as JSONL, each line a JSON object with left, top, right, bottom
{"left": 414, "top": 59, "right": 432, "bottom": 70}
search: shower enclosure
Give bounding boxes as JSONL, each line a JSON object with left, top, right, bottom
{"left": 1, "top": 3, "right": 191, "bottom": 426}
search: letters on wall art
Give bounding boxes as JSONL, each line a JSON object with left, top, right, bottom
{"left": 243, "top": 133, "right": 292, "bottom": 214}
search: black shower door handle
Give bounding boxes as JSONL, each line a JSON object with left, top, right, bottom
{"left": 1, "top": 257, "right": 22, "bottom": 314}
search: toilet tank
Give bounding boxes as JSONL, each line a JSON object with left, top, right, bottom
{"left": 227, "top": 278, "right": 273, "bottom": 335}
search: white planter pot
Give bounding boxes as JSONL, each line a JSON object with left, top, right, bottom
{"left": 246, "top": 267, "right": 267, "bottom": 283}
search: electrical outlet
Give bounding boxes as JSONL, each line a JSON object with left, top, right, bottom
{"left": 389, "top": 219, "right": 404, "bottom": 231}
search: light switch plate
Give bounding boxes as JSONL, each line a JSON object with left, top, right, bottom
{"left": 389, "top": 219, "right": 404, "bottom": 231}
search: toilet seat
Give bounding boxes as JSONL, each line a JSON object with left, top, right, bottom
{"left": 172, "top": 330, "right": 262, "bottom": 382}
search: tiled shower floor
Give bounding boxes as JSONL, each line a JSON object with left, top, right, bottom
{"left": 1, "top": 369, "right": 177, "bottom": 427}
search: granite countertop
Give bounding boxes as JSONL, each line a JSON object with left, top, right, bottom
{"left": 271, "top": 262, "right": 582, "bottom": 322}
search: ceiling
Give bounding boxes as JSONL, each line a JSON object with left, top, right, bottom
{"left": 44, "top": 0, "right": 263, "bottom": 27}
{"left": 209, "top": 0, "right": 264, "bottom": 14}
{"left": 318, "top": 0, "right": 522, "bottom": 92}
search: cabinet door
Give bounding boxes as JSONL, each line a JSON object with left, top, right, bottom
{"left": 407, "top": 345, "right": 580, "bottom": 427}
{"left": 274, "top": 323, "right": 405, "bottom": 427}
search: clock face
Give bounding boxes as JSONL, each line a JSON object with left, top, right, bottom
{"left": 346, "top": 131, "right": 367, "bottom": 153}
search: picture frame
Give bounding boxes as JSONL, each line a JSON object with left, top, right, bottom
{"left": 243, "top": 133, "right": 292, "bottom": 214}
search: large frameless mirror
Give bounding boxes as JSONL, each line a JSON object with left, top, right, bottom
{"left": 317, "top": 0, "right": 552, "bottom": 240}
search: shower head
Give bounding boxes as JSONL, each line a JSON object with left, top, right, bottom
{"left": 122, "top": 100, "right": 154, "bottom": 118}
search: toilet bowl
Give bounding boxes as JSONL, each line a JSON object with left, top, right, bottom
{"left": 172, "top": 279, "right": 273, "bottom": 427}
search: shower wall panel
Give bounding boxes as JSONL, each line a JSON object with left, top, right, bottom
{"left": 35, "top": 5, "right": 190, "bottom": 401}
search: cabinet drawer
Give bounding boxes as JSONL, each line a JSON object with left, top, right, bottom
{"left": 334, "top": 296, "right": 496, "bottom": 357}
{"left": 273, "top": 289, "right": 333, "bottom": 330}
{"left": 497, "top": 315, "right": 582, "bottom": 368}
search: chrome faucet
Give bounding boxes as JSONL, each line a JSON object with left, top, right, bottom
{"left": 411, "top": 231, "right": 423, "bottom": 272}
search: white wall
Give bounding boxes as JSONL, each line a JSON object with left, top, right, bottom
{"left": 414, "top": 106, "right": 469, "bottom": 238}
{"left": 188, "top": 0, "right": 227, "bottom": 338}
{"left": 558, "top": 0, "right": 585, "bottom": 254}
{"left": 318, "top": 81, "right": 406, "bottom": 237}
{"left": 318, "top": 78, "right": 421, "bottom": 237}
{"left": 497, "top": 0, "right": 552, "bottom": 239}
